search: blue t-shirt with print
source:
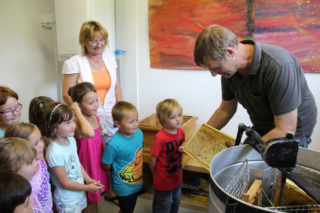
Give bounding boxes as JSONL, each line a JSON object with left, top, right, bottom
{"left": 102, "top": 129, "right": 144, "bottom": 197}
{"left": 0, "top": 130, "right": 4, "bottom": 138}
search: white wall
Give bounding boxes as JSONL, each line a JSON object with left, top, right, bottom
{"left": 54, "top": 0, "right": 116, "bottom": 55}
{"left": 0, "top": 0, "right": 57, "bottom": 122}
{"left": 121, "top": 0, "right": 320, "bottom": 152}
{"left": 304, "top": 74, "right": 320, "bottom": 151}
{"left": 119, "top": 0, "right": 139, "bottom": 107}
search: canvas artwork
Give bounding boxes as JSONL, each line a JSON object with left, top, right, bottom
{"left": 254, "top": 0, "right": 320, "bottom": 73}
{"left": 149, "top": 0, "right": 254, "bottom": 69}
{"left": 149, "top": 0, "right": 320, "bottom": 73}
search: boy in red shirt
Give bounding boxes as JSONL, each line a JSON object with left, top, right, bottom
{"left": 149, "top": 99, "right": 185, "bottom": 213}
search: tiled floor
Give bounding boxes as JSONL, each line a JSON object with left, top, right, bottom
{"left": 97, "top": 195, "right": 206, "bottom": 213}
{"left": 98, "top": 164, "right": 208, "bottom": 213}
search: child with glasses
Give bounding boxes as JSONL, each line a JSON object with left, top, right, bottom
{"left": 149, "top": 99, "right": 185, "bottom": 213}
{"left": 0, "top": 86, "right": 22, "bottom": 137}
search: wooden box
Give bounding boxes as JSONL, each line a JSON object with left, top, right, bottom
{"left": 183, "top": 123, "right": 236, "bottom": 171}
{"left": 139, "top": 113, "right": 198, "bottom": 166}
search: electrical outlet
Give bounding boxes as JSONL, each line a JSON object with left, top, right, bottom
{"left": 58, "top": 54, "right": 76, "bottom": 62}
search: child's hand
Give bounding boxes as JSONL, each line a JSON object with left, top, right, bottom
{"left": 87, "top": 182, "right": 103, "bottom": 193}
{"left": 71, "top": 102, "right": 81, "bottom": 117}
{"left": 178, "top": 141, "right": 188, "bottom": 153}
{"left": 88, "top": 179, "right": 105, "bottom": 188}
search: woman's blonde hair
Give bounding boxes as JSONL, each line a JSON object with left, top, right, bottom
{"left": 0, "top": 137, "right": 36, "bottom": 173}
{"left": 5, "top": 122, "right": 37, "bottom": 140}
{"left": 156, "top": 99, "right": 182, "bottom": 126}
{"left": 79, "top": 20, "right": 109, "bottom": 55}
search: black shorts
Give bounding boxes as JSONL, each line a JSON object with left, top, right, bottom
{"left": 117, "top": 186, "right": 145, "bottom": 213}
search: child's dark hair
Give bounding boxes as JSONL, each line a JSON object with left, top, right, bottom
{"left": 68, "top": 82, "right": 97, "bottom": 103}
{"left": 0, "top": 86, "right": 18, "bottom": 106}
{"left": 0, "top": 172, "right": 32, "bottom": 213}
{"left": 42, "top": 102, "right": 74, "bottom": 138}
{"left": 29, "top": 96, "right": 54, "bottom": 130}
{"left": 112, "top": 101, "right": 137, "bottom": 122}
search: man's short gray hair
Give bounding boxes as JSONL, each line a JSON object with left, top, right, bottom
{"left": 193, "top": 25, "right": 239, "bottom": 67}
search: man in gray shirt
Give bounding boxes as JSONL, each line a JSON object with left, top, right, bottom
{"left": 193, "top": 24, "right": 317, "bottom": 147}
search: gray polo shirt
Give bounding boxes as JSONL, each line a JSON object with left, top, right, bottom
{"left": 222, "top": 40, "right": 317, "bottom": 138}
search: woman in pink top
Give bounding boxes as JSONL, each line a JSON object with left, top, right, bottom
{"left": 62, "top": 21, "right": 121, "bottom": 206}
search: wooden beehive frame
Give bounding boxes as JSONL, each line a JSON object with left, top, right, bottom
{"left": 272, "top": 179, "right": 317, "bottom": 206}
{"left": 242, "top": 180, "right": 262, "bottom": 206}
{"left": 183, "top": 123, "right": 236, "bottom": 171}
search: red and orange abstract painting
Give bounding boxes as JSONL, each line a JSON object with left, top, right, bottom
{"left": 149, "top": 0, "right": 320, "bottom": 73}
{"left": 149, "top": 0, "right": 255, "bottom": 69}
{"left": 254, "top": 0, "right": 320, "bottom": 73}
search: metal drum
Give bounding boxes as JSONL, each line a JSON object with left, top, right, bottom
{"left": 209, "top": 144, "right": 320, "bottom": 213}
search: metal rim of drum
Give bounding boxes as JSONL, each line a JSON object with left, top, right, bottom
{"left": 209, "top": 144, "right": 320, "bottom": 213}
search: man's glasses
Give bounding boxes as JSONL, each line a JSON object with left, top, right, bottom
{"left": 87, "top": 39, "right": 107, "bottom": 46}
{"left": 211, "top": 58, "right": 222, "bottom": 73}
{"left": 0, "top": 104, "right": 23, "bottom": 117}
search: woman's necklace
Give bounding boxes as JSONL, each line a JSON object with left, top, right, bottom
{"left": 88, "top": 55, "right": 102, "bottom": 63}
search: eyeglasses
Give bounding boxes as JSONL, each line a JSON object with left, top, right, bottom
{"left": 0, "top": 104, "right": 23, "bottom": 117}
{"left": 211, "top": 58, "right": 222, "bottom": 73}
{"left": 87, "top": 39, "right": 107, "bottom": 46}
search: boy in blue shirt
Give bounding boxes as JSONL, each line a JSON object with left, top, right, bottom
{"left": 102, "top": 101, "right": 144, "bottom": 213}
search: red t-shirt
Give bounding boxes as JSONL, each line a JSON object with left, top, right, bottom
{"left": 150, "top": 128, "right": 185, "bottom": 191}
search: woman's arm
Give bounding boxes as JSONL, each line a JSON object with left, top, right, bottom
{"left": 71, "top": 102, "right": 95, "bottom": 138}
{"left": 62, "top": 73, "right": 79, "bottom": 106}
{"left": 52, "top": 166, "right": 103, "bottom": 193}
{"left": 115, "top": 77, "right": 123, "bottom": 103}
